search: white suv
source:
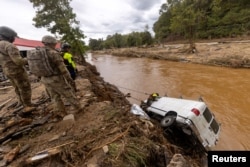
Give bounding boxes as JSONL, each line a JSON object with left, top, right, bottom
{"left": 142, "top": 96, "right": 221, "bottom": 151}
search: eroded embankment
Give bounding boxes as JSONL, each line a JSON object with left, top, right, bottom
{"left": 0, "top": 63, "right": 206, "bottom": 167}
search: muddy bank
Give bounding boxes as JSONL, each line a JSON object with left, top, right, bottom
{"left": 92, "top": 40, "right": 250, "bottom": 68}
{"left": 0, "top": 63, "right": 206, "bottom": 167}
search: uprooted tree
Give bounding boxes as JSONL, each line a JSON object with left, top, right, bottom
{"left": 29, "top": 0, "right": 86, "bottom": 63}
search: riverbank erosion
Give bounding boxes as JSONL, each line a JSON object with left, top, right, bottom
{"left": 92, "top": 40, "right": 250, "bottom": 68}
{"left": 0, "top": 63, "right": 206, "bottom": 167}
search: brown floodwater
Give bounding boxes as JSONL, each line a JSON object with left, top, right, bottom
{"left": 87, "top": 53, "right": 250, "bottom": 151}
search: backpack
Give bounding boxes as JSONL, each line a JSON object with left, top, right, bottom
{"left": 27, "top": 47, "right": 58, "bottom": 77}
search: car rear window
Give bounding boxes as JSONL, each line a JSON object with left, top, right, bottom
{"left": 210, "top": 119, "right": 220, "bottom": 134}
{"left": 203, "top": 108, "right": 212, "bottom": 123}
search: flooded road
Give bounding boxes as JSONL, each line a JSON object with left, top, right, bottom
{"left": 87, "top": 53, "right": 250, "bottom": 151}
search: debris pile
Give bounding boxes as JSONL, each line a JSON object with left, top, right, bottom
{"left": 0, "top": 63, "right": 205, "bottom": 167}
{"left": 92, "top": 40, "right": 250, "bottom": 68}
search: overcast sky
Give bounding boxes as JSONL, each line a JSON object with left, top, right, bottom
{"left": 0, "top": 0, "right": 165, "bottom": 43}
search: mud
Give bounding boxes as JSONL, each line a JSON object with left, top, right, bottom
{"left": 0, "top": 62, "right": 208, "bottom": 167}
{"left": 92, "top": 40, "right": 250, "bottom": 68}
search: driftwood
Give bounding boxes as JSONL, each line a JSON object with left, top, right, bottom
{"left": 0, "top": 80, "right": 11, "bottom": 86}
{"left": 0, "top": 86, "right": 12, "bottom": 90}
{"left": 12, "top": 106, "right": 24, "bottom": 114}
{"left": 25, "top": 148, "right": 61, "bottom": 164}
{"left": 6, "top": 101, "right": 19, "bottom": 110}
{"left": 4, "top": 145, "right": 20, "bottom": 163}
{"left": 0, "top": 114, "right": 51, "bottom": 144}
{"left": 0, "top": 126, "right": 30, "bottom": 144}
{"left": 0, "top": 98, "right": 12, "bottom": 111}
{"left": 1, "top": 118, "right": 33, "bottom": 133}
{"left": 0, "top": 145, "right": 21, "bottom": 167}
{"left": 35, "top": 92, "right": 50, "bottom": 105}
{"left": 23, "top": 141, "right": 75, "bottom": 165}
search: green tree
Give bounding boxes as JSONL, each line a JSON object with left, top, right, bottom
{"left": 154, "top": 0, "right": 250, "bottom": 42}
{"left": 159, "top": 3, "right": 168, "bottom": 14}
{"left": 141, "top": 31, "right": 153, "bottom": 46}
{"left": 113, "top": 33, "right": 124, "bottom": 48}
{"left": 103, "top": 35, "right": 115, "bottom": 49}
{"left": 127, "top": 33, "right": 137, "bottom": 47}
{"left": 88, "top": 38, "right": 103, "bottom": 51}
{"left": 29, "top": 0, "right": 86, "bottom": 63}
{"left": 169, "top": 0, "right": 201, "bottom": 51}
{"left": 153, "top": 11, "right": 172, "bottom": 43}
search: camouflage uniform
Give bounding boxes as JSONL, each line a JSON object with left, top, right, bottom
{"left": 40, "top": 45, "right": 82, "bottom": 117}
{"left": 0, "top": 40, "right": 33, "bottom": 108}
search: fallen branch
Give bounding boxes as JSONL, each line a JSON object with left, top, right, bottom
{"left": 0, "top": 98, "right": 13, "bottom": 112}
{"left": 25, "top": 147, "right": 61, "bottom": 164}
{"left": 36, "top": 141, "right": 76, "bottom": 155}
{"left": 0, "top": 86, "right": 13, "bottom": 91}
{"left": 84, "top": 125, "right": 131, "bottom": 160}
{"left": 4, "top": 145, "right": 20, "bottom": 163}
{"left": 12, "top": 106, "right": 24, "bottom": 114}
{"left": 0, "top": 114, "right": 51, "bottom": 144}
{"left": 23, "top": 141, "right": 76, "bottom": 165}
{"left": 1, "top": 118, "right": 33, "bottom": 133}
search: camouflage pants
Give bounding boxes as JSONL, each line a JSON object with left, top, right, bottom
{"left": 41, "top": 75, "right": 81, "bottom": 115}
{"left": 5, "top": 68, "right": 32, "bottom": 107}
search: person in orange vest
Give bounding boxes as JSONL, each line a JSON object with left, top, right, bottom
{"left": 61, "top": 43, "right": 77, "bottom": 80}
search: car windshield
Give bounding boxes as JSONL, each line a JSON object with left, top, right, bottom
{"left": 203, "top": 107, "right": 213, "bottom": 123}
{"left": 210, "top": 119, "right": 220, "bottom": 134}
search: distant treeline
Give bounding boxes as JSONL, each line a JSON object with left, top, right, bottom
{"left": 89, "top": 0, "right": 250, "bottom": 50}
{"left": 88, "top": 31, "right": 154, "bottom": 51}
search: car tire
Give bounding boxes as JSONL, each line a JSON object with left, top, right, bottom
{"left": 160, "top": 115, "right": 176, "bottom": 127}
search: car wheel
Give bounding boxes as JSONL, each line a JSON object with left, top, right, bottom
{"left": 160, "top": 115, "right": 176, "bottom": 127}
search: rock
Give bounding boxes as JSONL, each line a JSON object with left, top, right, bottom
{"left": 63, "top": 114, "right": 75, "bottom": 121}
{"left": 84, "top": 93, "right": 92, "bottom": 97}
{"left": 62, "top": 131, "right": 67, "bottom": 136}
{"left": 86, "top": 155, "right": 99, "bottom": 167}
{"left": 102, "top": 145, "right": 109, "bottom": 154}
{"left": 167, "top": 154, "right": 191, "bottom": 167}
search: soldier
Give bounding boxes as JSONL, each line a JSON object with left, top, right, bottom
{"left": 38, "top": 35, "right": 83, "bottom": 119}
{"left": 0, "top": 26, "right": 36, "bottom": 113}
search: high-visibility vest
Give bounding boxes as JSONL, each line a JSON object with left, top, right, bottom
{"left": 63, "top": 52, "right": 76, "bottom": 69}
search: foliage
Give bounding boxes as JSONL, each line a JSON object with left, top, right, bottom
{"left": 29, "top": 0, "right": 86, "bottom": 62}
{"left": 88, "top": 38, "right": 104, "bottom": 51}
{"left": 153, "top": 0, "right": 250, "bottom": 43}
{"left": 153, "top": 11, "right": 172, "bottom": 43}
{"left": 88, "top": 31, "right": 154, "bottom": 50}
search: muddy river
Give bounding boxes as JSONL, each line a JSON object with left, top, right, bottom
{"left": 87, "top": 53, "right": 250, "bottom": 151}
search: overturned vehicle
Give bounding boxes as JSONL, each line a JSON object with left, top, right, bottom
{"left": 137, "top": 93, "right": 221, "bottom": 152}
